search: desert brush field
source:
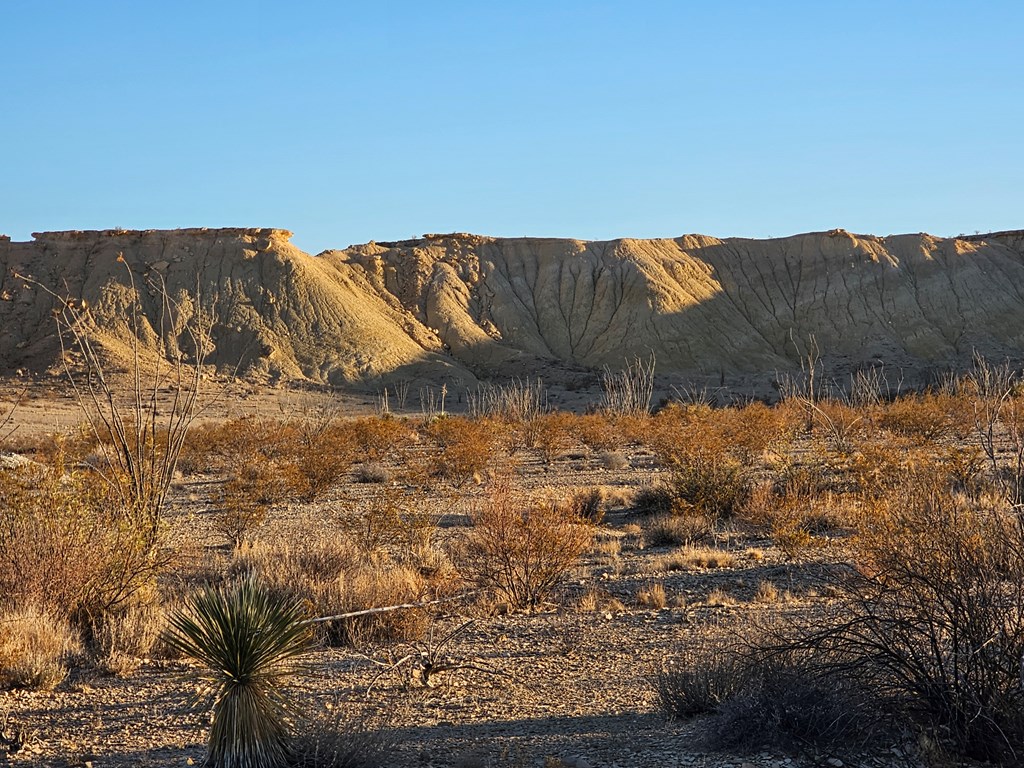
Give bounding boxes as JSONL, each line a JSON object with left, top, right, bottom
{"left": 3, "top": 358, "right": 1024, "bottom": 768}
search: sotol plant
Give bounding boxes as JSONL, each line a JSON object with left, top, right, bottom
{"left": 163, "top": 579, "right": 316, "bottom": 768}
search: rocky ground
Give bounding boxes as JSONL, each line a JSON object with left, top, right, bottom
{"left": 0, "top": 384, "right": 989, "bottom": 768}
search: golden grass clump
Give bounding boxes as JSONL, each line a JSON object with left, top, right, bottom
{"left": 0, "top": 605, "right": 80, "bottom": 690}
{"left": 657, "top": 545, "right": 736, "bottom": 571}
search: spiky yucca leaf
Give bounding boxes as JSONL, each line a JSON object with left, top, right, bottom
{"left": 163, "top": 578, "right": 315, "bottom": 768}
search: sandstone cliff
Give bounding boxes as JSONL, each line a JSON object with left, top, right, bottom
{"left": 2, "top": 227, "right": 1023, "bottom": 388}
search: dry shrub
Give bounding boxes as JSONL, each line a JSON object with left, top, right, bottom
{"left": 531, "top": 412, "right": 576, "bottom": 465}
{"left": 668, "top": 459, "right": 749, "bottom": 519}
{"left": 741, "top": 473, "right": 848, "bottom": 559}
{"left": 286, "top": 423, "right": 357, "bottom": 501}
{"left": 644, "top": 407, "right": 750, "bottom": 518}
{"left": 751, "top": 476, "right": 1024, "bottom": 762}
{"left": 843, "top": 481, "right": 1024, "bottom": 761}
{"left": 654, "top": 632, "right": 750, "bottom": 719}
{"left": 657, "top": 624, "right": 880, "bottom": 752}
{"left": 90, "top": 596, "right": 165, "bottom": 675}
{"left": 0, "top": 605, "right": 80, "bottom": 690}
{"left": 289, "top": 710, "right": 394, "bottom": 768}
{"left": 877, "top": 393, "right": 957, "bottom": 443}
{"left": 631, "top": 484, "right": 679, "bottom": 517}
{"left": 462, "top": 482, "right": 594, "bottom": 610}
{"left": 426, "top": 417, "right": 498, "bottom": 487}
{"left": 573, "top": 414, "right": 621, "bottom": 453}
{"left": 562, "top": 487, "right": 605, "bottom": 523}
{"left": 353, "top": 463, "right": 390, "bottom": 484}
{"left": 705, "top": 649, "right": 878, "bottom": 753}
{"left": 752, "top": 580, "right": 780, "bottom": 604}
{"left": 806, "top": 398, "right": 868, "bottom": 455}
{"left": 575, "top": 587, "right": 625, "bottom": 614}
{"left": 340, "top": 485, "right": 445, "bottom": 561}
{"left": 597, "top": 450, "right": 629, "bottom": 470}
{"left": 717, "top": 401, "right": 796, "bottom": 465}
{"left": 351, "top": 416, "right": 414, "bottom": 462}
{"left": 179, "top": 416, "right": 297, "bottom": 474}
{"left": 0, "top": 462, "right": 164, "bottom": 630}
{"left": 213, "top": 459, "right": 292, "bottom": 547}
{"left": 636, "top": 582, "right": 668, "bottom": 609}
{"left": 657, "top": 545, "right": 736, "bottom": 571}
{"left": 343, "top": 488, "right": 407, "bottom": 555}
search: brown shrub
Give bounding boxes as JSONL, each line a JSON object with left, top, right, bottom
{"left": 351, "top": 416, "right": 414, "bottom": 462}
{"left": 877, "top": 393, "right": 956, "bottom": 444}
{"left": 0, "top": 462, "right": 164, "bottom": 628}
{"left": 562, "top": 487, "right": 606, "bottom": 523}
{"left": 285, "top": 423, "right": 356, "bottom": 501}
{"left": 809, "top": 480, "right": 1024, "bottom": 761}
{"left": 426, "top": 417, "right": 498, "bottom": 486}
{"left": 573, "top": 413, "right": 622, "bottom": 453}
{"left": 636, "top": 582, "right": 668, "bottom": 609}
{"left": 644, "top": 514, "right": 710, "bottom": 548}
{"left": 657, "top": 545, "right": 736, "bottom": 571}
{"left": 213, "top": 459, "right": 295, "bottom": 547}
{"left": 462, "top": 482, "right": 594, "bottom": 610}
{"left": 233, "top": 538, "right": 434, "bottom": 646}
{"left": 718, "top": 402, "right": 796, "bottom": 465}
{"left": 532, "top": 412, "right": 576, "bottom": 465}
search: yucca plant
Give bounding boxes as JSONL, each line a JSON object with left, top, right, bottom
{"left": 164, "top": 579, "right": 316, "bottom": 768}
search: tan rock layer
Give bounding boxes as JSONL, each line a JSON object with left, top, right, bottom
{"left": 2, "top": 227, "right": 1023, "bottom": 386}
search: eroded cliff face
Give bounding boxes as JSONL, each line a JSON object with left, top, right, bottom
{"left": 332, "top": 229, "right": 1024, "bottom": 380}
{"left": 2, "top": 227, "right": 1023, "bottom": 387}
{"left": 0, "top": 228, "right": 456, "bottom": 385}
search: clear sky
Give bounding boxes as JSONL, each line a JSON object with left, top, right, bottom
{"left": 2, "top": 1, "right": 1021, "bottom": 253}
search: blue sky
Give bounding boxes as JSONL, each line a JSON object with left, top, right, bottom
{"left": 2, "top": 1, "right": 1021, "bottom": 253}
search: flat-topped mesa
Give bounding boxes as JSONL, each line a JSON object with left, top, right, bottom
{"left": 28, "top": 227, "right": 293, "bottom": 244}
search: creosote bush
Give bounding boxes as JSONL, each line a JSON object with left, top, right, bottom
{"left": 463, "top": 482, "right": 594, "bottom": 610}
{"left": 426, "top": 416, "right": 499, "bottom": 487}
{"left": 0, "top": 459, "right": 164, "bottom": 636}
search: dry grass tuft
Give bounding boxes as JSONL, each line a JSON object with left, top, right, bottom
{"left": 636, "top": 582, "right": 668, "bottom": 609}
{"left": 656, "top": 546, "right": 737, "bottom": 572}
{"left": 0, "top": 605, "right": 80, "bottom": 690}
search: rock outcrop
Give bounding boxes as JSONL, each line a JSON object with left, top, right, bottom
{"left": 2, "top": 227, "right": 1024, "bottom": 388}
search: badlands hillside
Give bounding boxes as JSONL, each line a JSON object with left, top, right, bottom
{"left": 2, "top": 227, "right": 1023, "bottom": 390}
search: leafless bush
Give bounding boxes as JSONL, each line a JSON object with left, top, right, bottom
{"left": 757, "top": 476, "right": 1024, "bottom": 762}
{"left": 654, "top": 633, "right": 750, "bottom": 719}
{"left": 467, "top": 378, "right": 547, "bottom": 422}
{"left": 289, "top": 709, "right": 394, "bottom": 768}
{"left": 705, "top": 649, "right": 879, "bottom": 753}
{"left": 30, "top": 270, "right": 207, "bottom": 551}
